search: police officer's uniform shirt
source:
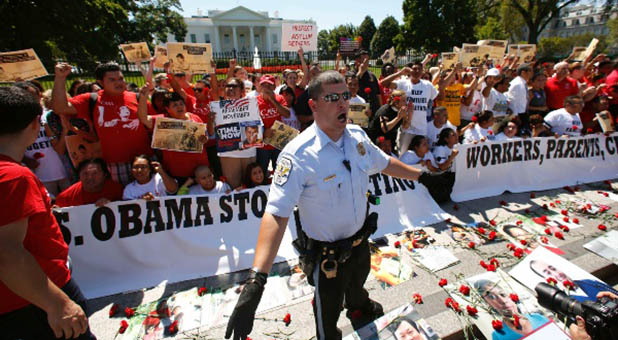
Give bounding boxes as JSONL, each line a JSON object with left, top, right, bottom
{"left": 544, "top": 108, "right": 583, "bottom": 137}
{"left": 266, "top": 123, "right": 390, "bottom": 242}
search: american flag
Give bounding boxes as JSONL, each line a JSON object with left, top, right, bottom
{"left": 223, "top": 98, "right": 249, "bottom": 109}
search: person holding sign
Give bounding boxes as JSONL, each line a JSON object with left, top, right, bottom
{"left": 224, "top": 71, "right": 423, "bottom": 340}
{"left": 256, "top": 75, "right": 290, "bottom": 174}
{"left": 55, "top": 158, "right": 123, "bottom": 208}
{"left": 0, "top": 86, "right": 95, "bottom": 339}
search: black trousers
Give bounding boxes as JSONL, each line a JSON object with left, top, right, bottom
{"left": 306, "top": 239, "right": 372, "bottom": 340}
{"left": 0, "top": 278, "right": 97, "bottom": 340}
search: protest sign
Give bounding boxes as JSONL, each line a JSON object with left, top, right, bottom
{"left": 151, "top": 117, "right": 207, "bottom": 153}
{"left": 583, "top": 38, "right": 599, "bottom": 62}
{"left": 211, "top": 97, "right": 263, "bottom": 152}
{"left": 508, "top": 44, "right": 537, "bottom": 63}
{"left": 167, "top": 42, "right": 213, "bottom": 74}
{"left": 369, "top": 243, "right": 415, "bottom": 287}
{"left": 441, "top": 52, "right": 459, "bottom": 70}
{"left": 583, "top": 230, "right": 618, "bottom": 265}
{"left": 460, "top": 44, "right": 491, "bottom": 67}
{"left": 54, "top": 174, "right": 446, "bottom": 298}
{"left": 119, "top": 42, "right": 151, "bottom": 63}
{"left": 263, "top": 120, "right": 299, "bottom": 150}
{"left": 65, "top": 135, "right": 102, "bottom": 168}
{"left": 595, "top": 111, "right": 614, "bottom": 132}
{"left": 281, "top": 22, "right": 318, "bottom": 52}
{"left": 451, "top": 134, "right": 618, "bottom": 202}
{"left": 344, "top": 304, "right": 440, "bottom": 340}
{"left": 477, "top": 39, "right": 508, "bottom": 60}
{"left": 570, "top": 46, "right": 587, "bottom": 61}
{"left": 381, "top": 47, "right": 396, "bottom": 64}
{"left": 0, "top": 49, "right": 47, "bottom": 82}
{"left": 339, "top": 37, "right": 362, "bottom": 56}
{"left": 348, "top": 103, "right": 370, "bottom": 128}
{"left": 153, "top": 45, "right": 169, "bottom": 68}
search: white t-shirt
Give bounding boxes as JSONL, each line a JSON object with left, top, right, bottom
{"left": 188, "top": 181, "right": 231, "bottom": 195}
{"left": 123, "top": 173, "right": 172, "bottom": 200}
{"left": 463, "top": 124, "right": 494, "bottom": 144}
{"left": 394, "top": 78, "right": 438, "bottom": 136}
{"left": 482, "top": 87, "right": 509, "bottom": 117}
{"left": 24, "top": 114, "right": 67, "bottom": 182}
{"left": 544, "top": 108, "right": 583, "bottom": 137}
{"left": 426, "top": 120, "right": 456, "bottom": 150}
{"left": 399, "top": 150, "right": 436, "bottom": 171}
{"left": 494, "top": 132, "right": 521, "bottom": 141}
{"left": 460, "top": 89, "right": 482, "bottom": 121}
{"left": 282, "top": 107, "right": 301, "bottom": 130}
{"left": 433, "top": 145, "right": 454, "bottom": 171}
{"left": 349, "top": 95, "right": 367, "bottom": 104}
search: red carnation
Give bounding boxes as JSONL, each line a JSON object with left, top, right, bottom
{"left": 488, "top": 130, "right": 493, "bottom": 135}
{"left": 283, "top": 313, "right": 292, "bottom": 326}
{"left": 555, "top": 231, "right": 564, "bottom": 240}
{"left": 563, "top": 217, "right": 569, "bottom": 223}
{"left": 573, "top": 218, "right": 580, "bottom": 224}
{"left": 513, "top": 248, "right": 524, "bottom": 258}
{"left": 471, "top": 116, "right": 478, "bottom": 122}
{"left": 394, "top": 240, "right": 401, "bottom": 248}
{"left": 550, "top": 203, "right": 556, "bottom": 208}
{"left": 438, "top": 278, "right": 448, "bottom": 287}
{"left": 393, "top": 96, "right": 401, "bottom": 102}
{"left": 168, "top": 320, "right": 179, "bottom": 335}
{"left": 499, "top": 200, "right": 507, "bottom": 206}
{"left": 506, "top": 243, "right": 516, "bottom": 251}
{"left": 124, "top": 307, "right": 135, "bottom": 318}
{"left": 119, "top": 320, "right": 129, "bottom": 334}
{"left": 486, "top": 264, "right": 497, "bottom": 272}
{"left": 525, "top": 208, "right": 531, "bottom": 214}
{"left": 547, "top": 277, "right": 557, "bottom": 285}
{"left": 561, "top": 209, "right": 568, "bottom": 216}
{"left": 555, "top": 200, "right": 561, "bottom": 204}
{"left": 468, "top": 241, "right": 476, "bottom": 249}
{"left": 602, "top": 192, "right": 609, "bottom": 197}
{"left": 459, "top": 285, "right": 471, "bottom": 296}
{"left": 520, "top": 239, "right": 527, "bottom": 246}
{"left": 513, "top": 314, "right": 521, "bottom": 328}
{"left": 542, "top": 204, "right": 548, "bottom": 210}
{"left": 33, "top": 152, "right": 44, "bottom": 159}
{"left": 413, "top": 293, "right": 424, "bottom": 304}
{"left": 516, "top": 220, "right": 523, "bottom": 225}
{"left": 615, "top": 213, "right": 618, "bottom": 219}
{"left": 377, "top": 136, "right": 385, "bottom": 144}
{"left": 490, "top": 258, "right": 500, "bottom": 268}
{"left": 563, "top": 280, "right": 575, "bottom": 290}
{"left": 586, "top": 128, "right": 593, "bottom": 134}
{"left": 480, "top": 260, "right": 488, "bottom": 269}
{"left": 489, "top": 220, "right": 497, "bottom": 227}
{"left": 445, "top": 298, "right": 461, "bottom": 312}
{"left": 540, "top": 236, "right": 549, "bottom": 244}
{"left": 198, "top": 287, "right": 208, "bottom": 296}
{"left": 478, "top": 227, "right": 486, "bottom": 234}
{"left": 364, "top": 87, "right": 371, "bottom": 94}
{"left": 492, "top": 320, "right": 503, "bottom": 331}
{"left": 530, "top": 192, "right": 536, "bottom": 198}
{"left": 109, "top": 303, "right": 120, "bottom": 318}
{"left": 509, "top": 293, "right": 520, "bottom": 303}
{"left": 561, "top": 225, "right": 570, "bottom": 232}
{"left": 488, "top": 231, "right": 497, "bottom": 240}
{"left": 431, "top": 53, "right": 438, "bottom": 58}
{"left": 598, "top": 224, "right": 607, "bottom": 231}
{"left": 541, "top": 215, "right": 548, "bottom": 222}
{"left": 467, "top": 305, "right": 478, "bottom": 316}
{"left": 572, "top": 125, "right": 578, "bottom": 130}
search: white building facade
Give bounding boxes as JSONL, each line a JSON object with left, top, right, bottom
{"left": 539, "top": 4, "right": 617, "bottom": 39}
{"left": 166, "top": 6, "right": 316, "bottom": 53}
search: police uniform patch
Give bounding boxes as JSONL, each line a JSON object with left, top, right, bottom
{"left": 273, "top": 157, "right": 292, "bottom": 186}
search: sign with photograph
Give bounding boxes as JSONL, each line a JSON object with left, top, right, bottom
{"left": 281, "top": 23, "right": 318, "bottom": 52}
{"left": 583, "top": 38, "right": 599, "bottom": 62}
{"left": 477, "top": 39, "right": 508, "bottom": 60}
{"left": 508, "top": 44, "right": 537, "bottom": 63}
{"left": 151, "top": 117, "right": 207, "bottom": 153}
{"left": 264, "top": 120, "right": 299, "bottom": 150}
{"left": 570, "top": 46, "right": 587, "bottom": 62}
{"left": 339, "top": 37, "right": 362, "bottom": 56}
{"left": 595, "top": 111, "right": 614, "bottom": 132}
{"left": 381, "top": 47, "right": 396, "bottom": 64}
{"left": 441, "top": 52, "right": 460, "bottom": 71}
{"left": 119, "top": 42, "right": 152, "bottom": 63}
{"left": 0, "top": 49, "right": 48, "bottom": 82}
{"left": 167, "top": 42, "right": 213, "bottom": 74}
{"left": 343, "top": 304, "right": 440, "bottom": 340}
{"left": 348, "top": 103, "right": 370, "bottom": 128}
{"left": 211, "top": 97, "right": 263, "bottom": 152}
{"left": 460, "top": 44, "right": 492, "bottom": 67}
{"left": 153, "top": 45, "right": 169, "bottom": 68}
{"left": 65, "top": 134, "right": 102, "bottom": 168}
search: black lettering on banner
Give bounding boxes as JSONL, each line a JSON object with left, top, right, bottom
{"left": 390, "top": 176, "right": 401, "bottom": 192}
{"left": 118, "top": 204, "right": 143, "bottom": 238}
{"left": 480, "top": 145, "right": 491, "bottom": 166}
{"left": 194, "top": 196, "right": 214, "bottom": 226}
{"left": 565, "top": 139, "right": 576, "bottom": 158}
{"left": 490, "top": 144, "right": 501, "bottom": 165}
{"left": 523, "top": 140, "right": 532, "bottom": 161}
{"left": 607, "top": 136, "right": 617, "bottom": 155}
{"left": 594, "top": 138, "right": 601, "bottom": 157}
{"left": 234, "top": 192, "right": 250, "bottom": 221}
{"left": 546, "top": 139, "right": 556, "bottom": 160}
{"left": 382, "top": 174, "right": 394, "bottom": 194}
{"left": 53, "top": 211, "right": 71, "bottom": 245}
{"left": 165, "top": 198, "right": 193, "bottom": 229}
{"left": 369, "top": 174, "right": 383, "bottom": 196}
{"left": 575, "top": 139, "right": 583, "bottom": 158}
{"left": 403, "top": 179, "right": 415, "bottom": 190}
{"left": 144, "top": 200, "right": 165, "bottom": 233}
{"left": 251, "top": 189, "right": 267, "bottom": 218}
{"left": 91, "top": 206, "right": 115, "bottom": 241}
{"left": 512, "top": 140, "right": 522, "bottom": 161}
{"left": 533, "top": 140, "right": 541, "bottom": 160}
{"left": 219, "top": 195, "right": 233, "bottom": 223}
{"left": 502, "top": 142, "right": 513, "bottom": 163}
{"left": 553, "top": 139, "right": 565, "bottom": 158}
{"left": 583, "top": 139, "right": 591, "bottom": 157}
{"left": 392, "top": 178, "right": 408, "bottom": 192}
{"left": 466, "top": 146, "right": 479, "bottom": 169}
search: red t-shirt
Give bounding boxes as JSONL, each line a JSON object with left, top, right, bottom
{"left": 544, "top": 76, "right": 579, "bottom": 110}
{"left": 153, "top": 113, "right": 210, "bottom": 178}
{"left": 257, "top": 94, "right": 287, "bottom": 151}
{"left": 55, "top": 179, "right": 123, "bottom": 208}
{"left": 69, "top": 90, "right": 155, "bottom": 164}
{"left": 189, "top": 95, "right": 216, "bottom": 148}
{"left": 0, "top": 155, "right": 70, "bottom": 314}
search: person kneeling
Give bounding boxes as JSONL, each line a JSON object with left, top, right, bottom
{"left": 178, "top": 165, "right": 230, "bottom": 195}
{"left": 123, "top": 154, "right": 178, "bottom": 200}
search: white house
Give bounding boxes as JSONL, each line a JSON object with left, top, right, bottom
{"left": 166, "top": 6, "right": 316, "bottom": 53}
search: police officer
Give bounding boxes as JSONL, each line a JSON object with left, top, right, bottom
{"left": 225, "top": 71, "right": 422, "bottom": 340}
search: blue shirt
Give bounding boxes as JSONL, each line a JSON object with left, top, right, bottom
{"left": 265, "top": 123, "right": 390, "bottom": 242}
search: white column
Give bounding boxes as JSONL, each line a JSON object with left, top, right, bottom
{"left": 249, "top": 26, "right": 255, "bottom": 51}
{"left": 265, "top": 26, "right": 272, "bottom": 51}
{"left": 213, "top": 25, "right": 221, "bottom": 53}
{"left": 232, "top": 26, "right": 239, "bottom": 52}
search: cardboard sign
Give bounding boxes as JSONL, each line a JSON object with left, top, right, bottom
{"left": 596, "top": 111, "right": 615, "bottom": 132}
{"left": 477, "top": 40, "right": 508, "bottom": 60}
{"left": 281, "top": 23, "right": 318, "bottom": 52}
{"left": 211, "top": 97, "right": 263, "bottom": 152}
{"left": 570, "top": 46, "right": 587, "bottom": 61}
{"left": 153, "top": 45, "right": 169, "bottom": 68}
{"left": 460, "top": 44, "right": 492, "bottom": 67}
{"left": 119, "top": 42, "right": 152, "bottom": 63}
{"left": 264, "top": 120, "right": 299, "bottom": 150}
{"left": 508, "top": 44, "right": 537, "bottom": 63}
{"left": 151, "top": 117, "right": 207, "bottom": 153}
{"left": 339, "top": 37, "right": 361, "bottom": 56}
{"left": 441, "top": 52, "right": 460, "bottom": 70}
{"left": 348, "top": 103, "right": 370, "bottom": 128}
{"left": 381, "top": 47, "right": 396, "bottom": 64}
{"left": 65, "top": 134, "right": 102, "bottom": 168}
{"left": 0, "top": 49, "right": 48, "bottom": 82}
{"left": 167, "top": 42, "right": 213, "bottom": 74}
{"left": 582, "top": 38, "right": 599, "bottom": 62}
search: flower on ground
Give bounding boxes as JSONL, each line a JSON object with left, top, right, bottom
{"left": 467, "top": 305, "right": 478, "bottom": 316}
{"left": 283, "top": 313, "right": 292, "bottom": 326}
{"left": 198, "top": 287, "right": 208, "bottom": 296}
{"left": 119, "top": 320, "right": 129, "bottom": 334}
{"left": 438, "top": 278, "right": 448, "bottom": 287}
{"left": 492, "top": 320, "right": 503, "bottom": 330}
{"left": 109, "top": 303, "right": 119, "bottom": 318}
{"left": 413, "top": 293, "right": 423, "bottom": 304}
{"left": 124, "top": 307, "right": 135, "bottom": 318}
{"left": 509, "top": 293, "right": 520, "bottom": 303}
{"left": 459, "top": 285, "right": 471, "bottom": 296}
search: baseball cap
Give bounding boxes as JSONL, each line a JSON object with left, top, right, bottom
{"left": 259, "top": 74, "right": 275, "bottom": 86}
{"left": 486, "top": 68, "right": 500, "bottom": 77}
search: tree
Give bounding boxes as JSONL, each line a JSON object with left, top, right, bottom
{"left": 370, "top": 16, "right": 401, "bottom": 58}
{"left": 318, "top": 30, "right": 330, "bottom": 56}
{"left": 399, "top": 0, "right": 477, "bottom": 53}
{"left": 538, "top": 33, "right": 608, "bottom": 58}
{"left": 0, "top": 0, "right": 187, "bottom": 70}
{"left": 504, "top": 0, "right": 579, "bottom": 44}
{"left": 325, "top": 24, "right": 358, "bottom": 55}
{"left": 475, "top": 17, "right": 508, "bottom": 41}
{"left": 357, "top": 16, "right": 377, "bottom": 52}
{"left": 608, "top": 17, "right": 618, "bottom": 46}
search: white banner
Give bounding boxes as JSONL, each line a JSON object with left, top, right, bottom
{"left": 54, "top": 177, "right": 447, "bottom": 298}
{"left": 281, "top": 23, "right": 318, "bottom": 52}
{"left": 452, "top": 134, "right": 618, "bottom": 202}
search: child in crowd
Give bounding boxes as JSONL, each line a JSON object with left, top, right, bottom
{"left": 345, "top": 73, "right": 367, "bottom": 104}
{"left": 242, "top": 162, "right": 269, "bottom": 189}
{"left": 463, "top": 111, "right": 495, "bottom": 144}
{"left": 122, "top": 154, "right": 178, "bottom": 200}
{"left": 494, "top": 117, "right": 521, "bottom": 141}
{"left": 433, "top": 128, "right": 459, "bottom": 172}
{"left": 426, "top": 106, "right": 457, "bottom": 150}
{"left": 399, "top": 135, "right": 439, "bottom": 173}
{"left": 179, "top": 165, "right": 230, "bottom": 195}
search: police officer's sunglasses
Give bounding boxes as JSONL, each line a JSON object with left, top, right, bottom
{"left": 322, "top": 91, "right": 351, "bottom": 103}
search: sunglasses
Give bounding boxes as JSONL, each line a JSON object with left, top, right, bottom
{"left": 322, "top": 91, "right": 351, "bottom": 103}
{"left": 225, "top": 83, "right": 240, "bottom": 89}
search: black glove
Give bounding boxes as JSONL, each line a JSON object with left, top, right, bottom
{"left": 225, "top": 270, "right": 268, "bottom": 340}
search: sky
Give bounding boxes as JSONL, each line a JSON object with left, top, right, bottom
{"left": 178, "top": 0, "right": 405, "bottom": 31}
